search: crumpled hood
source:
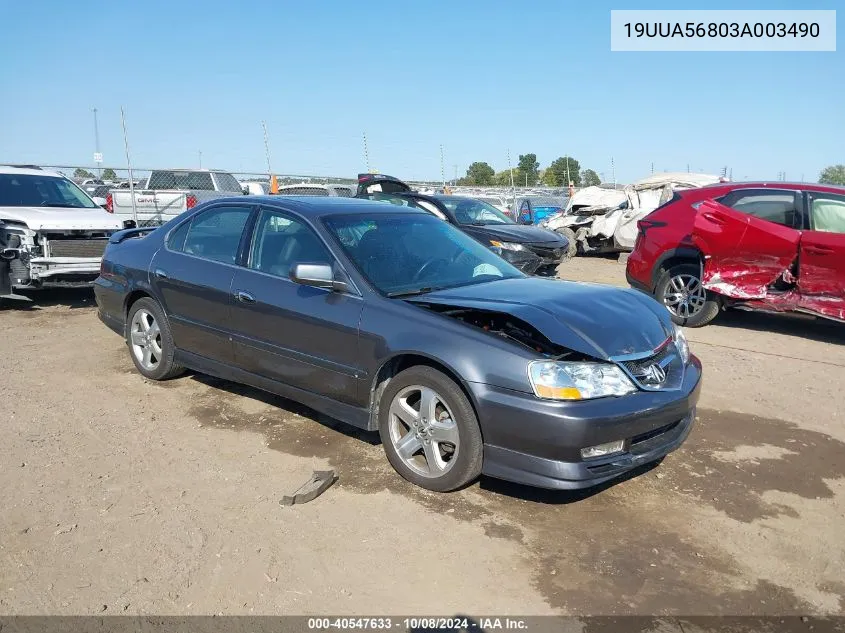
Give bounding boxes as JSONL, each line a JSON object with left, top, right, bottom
{"left": 0, "top": 206, "right": 121, "bottom": 231}
{"left": 474, "top": 224, "right": 565, "bottom": 244}
{"left": 409, "top": 277, "right": 673, "bottom": 359}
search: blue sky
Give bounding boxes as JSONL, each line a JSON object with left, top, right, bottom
{"left": 1, "top": 0, "right": 842, "bottom": 182}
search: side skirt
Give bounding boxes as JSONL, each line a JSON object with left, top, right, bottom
{"left": 174, "top": 350, "right": 372, "bottom": 431}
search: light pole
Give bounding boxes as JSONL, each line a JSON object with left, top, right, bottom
{"left": 92, "top": 107, "right": 102, "bottom": 178}
{"left": 198, "top": 150, "right": 202, "bottom": 168}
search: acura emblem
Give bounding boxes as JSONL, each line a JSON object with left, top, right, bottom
{"left": 642, "top": 363, "right": 667, "bottom": 384}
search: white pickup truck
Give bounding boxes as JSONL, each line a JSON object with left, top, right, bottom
{"left": 105, "top": 169, "right": 246, "bottom": 226}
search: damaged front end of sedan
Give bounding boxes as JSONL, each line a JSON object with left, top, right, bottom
{"left": 417, "top": 304, "right": 588, "bottom": 359}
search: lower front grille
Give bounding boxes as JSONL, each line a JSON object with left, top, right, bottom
{"left": 630, "top": 420, "right": 682, "bottom": 454}
{"left": 48, "top": 239, "right": 109, "bottom": 258}
{"left": 525, "top": 244, "right": 563, "bottom": 261}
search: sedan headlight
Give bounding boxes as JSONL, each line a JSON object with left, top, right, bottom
{"left": 528, "top": 361, "right": 637, "bottom": 400}
{"left": 490, "top": 240, "right": 525, "bottom": 252}
{"left": 673, "top": 325, "right": 690, "bottom": 364}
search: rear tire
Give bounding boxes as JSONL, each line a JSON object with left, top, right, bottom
{"left": 555, "top": 227, "right": 578, "bottom": 260}
{"left": 655, "top": 263, "right": 720, "bottom": 327}
{"left": 125, "top": 297, "right": 185, "bottom": 380}
{"left": 378, "top": 366, "right": 483, "bottom": 492}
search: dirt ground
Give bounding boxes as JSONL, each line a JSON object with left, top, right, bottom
{"left": 2, "top": 257, "right": 844, "bottom": 616}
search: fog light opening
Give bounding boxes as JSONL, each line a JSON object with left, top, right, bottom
{"left": 581, "top": 440, "right": 625, "bottom": 460}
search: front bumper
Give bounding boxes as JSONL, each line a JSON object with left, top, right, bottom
{"left": 471, "top": 356, "right": 702, "bottom": 490}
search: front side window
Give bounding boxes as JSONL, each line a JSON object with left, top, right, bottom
{"left": 248, "top": 209, "right": 332, "bottom": 278}
{"left": 324, "top": 213, "right": 523, "bottom": 296}
{"left": 809, "top": 192, "right": 845, "bottom": 234}
{"left": 0, "top": 174, "right": 98, "bottom": 209}
{"left": 720, "top": 189, "right": 801, "bottom": 228}
{"left": 178, "top": 205, "right": 251, "bottom": 264}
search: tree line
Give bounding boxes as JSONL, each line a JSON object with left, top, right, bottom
{"left": 458, "top": 154, "right": 601, "bottom": 188}
{"left": 459, "top": 159, "right": 845, "bottom": 188}
{"left": 73, "top": 167, "right": 118, "bottom": 181}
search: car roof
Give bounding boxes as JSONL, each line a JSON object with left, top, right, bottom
{"left": 214, "top": 195, "right": 430, "bottom": 217}
{"left": 0, "top": 165, "right": 64, "bottom": 178}
{"left": 706, "top": 181, "right": 845, "bottom": 194}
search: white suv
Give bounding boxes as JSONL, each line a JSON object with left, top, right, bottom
{"left": 1, "top": 166, "right": 122, "bottom": 296}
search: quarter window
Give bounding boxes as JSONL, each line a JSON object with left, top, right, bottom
{"left": 248, "top": 209, "right": 332, "bottom": 278}
{"left": 177, "top": 205, "right": 251, "bottom": 264}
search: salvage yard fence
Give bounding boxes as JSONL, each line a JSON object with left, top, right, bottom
{"left": 10, "top": 164, "right": 582, "bottom": 202}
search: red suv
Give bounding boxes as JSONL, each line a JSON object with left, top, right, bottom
{"left": 626, "top": 182, "right": 845, "bottom": 327}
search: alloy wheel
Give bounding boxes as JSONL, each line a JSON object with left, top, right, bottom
{"left": 663, "top": 273, "right": 707, "bottom": 319}
{"left": 129, "top": 309, "right": 163, "bottom": 371}
{"left": 387, "top": 385, "right": 460, "bottom": 478}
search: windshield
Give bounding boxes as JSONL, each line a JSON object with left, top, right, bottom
{"left": 438, "top": 197, "right": 514, "bottom": 225}
{"left": 0, "top": 174, "right": 99, "bottom": 208}
{"left": 324, "top": 212, "right": 524, "bottom": 296}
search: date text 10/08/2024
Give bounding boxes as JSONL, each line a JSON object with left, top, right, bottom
{"left": 307, "top": 618, "right": 529, "bottom": 630}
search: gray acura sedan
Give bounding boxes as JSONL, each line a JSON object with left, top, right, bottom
{"left": 94, "top": 196, "right": 701, "bottom": 492}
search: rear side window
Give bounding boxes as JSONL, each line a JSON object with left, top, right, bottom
{"left": 719, "top": 189, "right": 802, "bottom": 228}
{"left": 809, "top": 193, "right": 845, "bottom": 234}
{"left": 178, "top": 205, "right": 252, "bottom": 264}
{"left": 147, "top": 171, "right": 215, "bottom": 191}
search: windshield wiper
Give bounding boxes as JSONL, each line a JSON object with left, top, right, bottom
{"left": 387, "top": 287, "right": 437, "bottom": 298}
{"left": 39, "top": 203, "right": 86, "bottom": 208}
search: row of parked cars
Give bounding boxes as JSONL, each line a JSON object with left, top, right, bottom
{"left": 3, "top": 165, "right": 844, "bottom": 327}
{"left": 3, "top": 162, "right": 842, "bottom": 493}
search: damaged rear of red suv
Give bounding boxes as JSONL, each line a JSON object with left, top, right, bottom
{"left": 626, "top": 182, "right": 845, "bottom": 327}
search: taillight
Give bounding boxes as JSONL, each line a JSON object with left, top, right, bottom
{"left": 186, "top": 194, "right": 198, "bottom": 209}
{"left": 637, "top": 219, "right": 662, "bottom": 232}
{"left": 105, "top": 193, "right": 113, "bottom": 213}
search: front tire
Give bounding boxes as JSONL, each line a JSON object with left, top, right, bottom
{"left": 555, "top": 227, "right": 578, "bottom": 260}
{"left": 378, "top": 366, "right": 483, "bottom": 492}
{"left": 126, "top": 297, "right": 185, "bottom": 380}
{"left": 655, "top": 263, "right": 720, "bottom": 327}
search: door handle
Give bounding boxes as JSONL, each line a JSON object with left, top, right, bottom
{"left": 235, "top": 290, "right": 255, "bottom": 304}
{"left": 805, "top": 245, "right": 835, "bottom": 256}
{"left": 701, "top": 212, "right": 726, "bottom": 225}
{"left": 154, "top": 268, "right": 168, "bottom": 279}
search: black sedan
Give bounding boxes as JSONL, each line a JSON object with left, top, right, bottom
{"left": 355, "top": 174, "right": 569, "bottom": 275}
{"left": 94, "top": 196, "right": 701, "bottom": 492}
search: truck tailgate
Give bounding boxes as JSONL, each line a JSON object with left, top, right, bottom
{"left": 111, "top": 191, "right": 187, "bottom": 226}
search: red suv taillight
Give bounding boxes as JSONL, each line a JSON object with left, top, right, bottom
{"left": 186, "top": 194, "right": 198, "bottom": 209}
{"left": 105, "top": 193, "right": 113, "bottom": 213}
{"left": 637, "top": 218, "right": 663, "bottom": 233}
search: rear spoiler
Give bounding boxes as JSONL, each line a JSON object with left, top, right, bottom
{"left": 109, "top": 226, "right": 158, "bottom": 244}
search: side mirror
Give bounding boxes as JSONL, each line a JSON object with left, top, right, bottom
{"left": 242, "top": 187, "right": 250, "bottom": 195}
{"left": 289, "top": 263, "right": 347, "bottom": 292}
{"left": 92, "top": 196, "right": 108, "bottom": 208}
